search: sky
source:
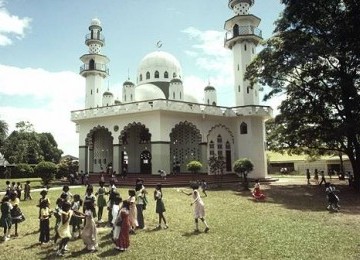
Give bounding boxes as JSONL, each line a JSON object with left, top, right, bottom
{"left": 0, "top": 0, "right": 284, "bottom": 157}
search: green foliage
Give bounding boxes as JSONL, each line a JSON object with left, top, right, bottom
{"left": 12, "top": 163, "right": 34, "bottom": 178}
{"left": 57, "top": 157, "right": 79, "bottom": 179}
{"left": 1, "top": 121, "right": 63, "bottom": 164}
{"left": 34, "top": 161, "right": 57, "bottom": 186}
{"left": 233, "top": 158, "right": 254, "bottom": 175}
{"left": 0, "top": 119, "right": 8, "bottom": 147}
{"left": 246, "top": 0, "right": 360, "bottom": 189}
{"left": 186, "top": 160, "right": 203, "bottom": 173}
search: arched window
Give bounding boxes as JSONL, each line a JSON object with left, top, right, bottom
{"left": 124, "top": 95, "right": 126, "bottom": 102}
{"left": 180, "top": 92, "right": 182, "bottom": 99}
{"left": 173, "top": 72, "right": 177, "bottom": 78}
{"left": 212, "top": 101, "right": 216, "bottom": 106}
{"left": 247, "top": 87, "right": 250, "bottom": 94}
{"left": 154, "top": 71, "right": 159, "bottom": 78}
{"left": 240, "top": 122, "right": 248, "bottom": 134}
{"left": 139, "top": 74, "right": 143, "bottom": 81}
{"left": 89, "top": 59, "right": 95, "bottom": 70}
{"left": 130, "top": 94, "right": 133, "bottom": 101}
{"left": 217, "top": 134, "right": 223, "bottom": 157}
{"left": 173, "top": 92, "right": 175, "bottom": 99}
{"left": 209, "top": 141, "right": 215, "bottom": 157}
{"left": 238, "top": 85, "right": 241, "bottom": 92}
{"left": 233, "top": 24, "right": 239, "bottom": 37}
{"left": 226, "top": 141, "right": 231, "bottom": 150}
{"left": 207, "top": 99, "right": 210, "bottom": 105}
{"left": 244, "top": 44, "right": 247, "bottom": 51}
{"left": 164, "top": 71, "right": 169, "bottom": 78}
{"left": 146, "top": 72, "right": 150, "bottom": 79}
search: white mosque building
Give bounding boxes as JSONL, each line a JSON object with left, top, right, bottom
{"left": 71, "top": 0, "right": 272, "bottom": 178}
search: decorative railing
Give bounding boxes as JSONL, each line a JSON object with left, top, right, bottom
{"left": 225, "top": 25, "right": 262, "bottom": 41}
{"left": 80, "top": 63, "right": 109, "bottom": 74}
{"left": 71, "top": 99, "right": 273, "bottom": 121}
{"left": 85, "top": 33, "right": 105, "bottom": 43}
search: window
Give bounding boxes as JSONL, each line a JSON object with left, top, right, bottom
{"left": 173, "top": 72, "right": 177, "bottom": 78}
{"left": 207, "top": 99, "right": 210, "bottom": 105}
{"left": 247, "top": 87, "right": 250, "bottom": 94}
{"left": 164, "top": 71, "right": 169, "bottom": 78}
{"left": 89, "top": 59, "right": 95, "bottom": 70}
{"left": 240, "top": 122, "right": 248, "bottom": 134}
{"left": 139, "top": 74, "right": 143, "bottom": 81}
{"left": 173, "top": 92, "right": 175, "bottom": 99}
{"left": 238, "top": 85, "right": 241, "bottom": 92}
{"left": 130, "top": 94, "right": 133, "bottom": 101}
{"left": 146, "top": 72, "right": 150, "bottom": 79}
{"left": 154, "top": 71, "right": 159, "bottom": 78}
{"left": 124, "top": 95, "right": 126, "bottom": 102}
{"left": 180, "top": 92, "right": 182, "bottom": 99}
{"left": 244, "top": 44, "right": 247, "bottom": 51}
{"left": 237, "top": 64, "right": 239, "bottom": 71}
{"left": 91, "top": 90, "right": 92, "bottom": 95}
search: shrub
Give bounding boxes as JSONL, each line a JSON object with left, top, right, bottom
{"left": 34, "top": 161, "right": 57, "bottom": 186}
{"left": 12, "top": 163, "right": 34, "bottom": 178}
{"left": 233, "top": 158, "right": 254, "bottom": 190}
{"left": 186, "top": 160, "right": 203, "bottom": 174}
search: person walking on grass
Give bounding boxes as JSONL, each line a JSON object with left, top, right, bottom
{"left": 0, "top": 196, "right": 12, "bottom": 241}
{"left": 115, "top": 200, "right": 131, "bottom": 252}
{"left": 319, "top": 170, "right": 326, "bottom": 186}
{"left": 154, "top": 184, "right": 168, "bottom": 229}
{"left": 10, "top": 191, "right": 25, "bottom": 237}
{"left": 24, "top": 180, "right": 32, "bottom": 200}
{"left": 181, "top": 183, "right": 209, "bottom": 233}
{"left": 95, "top": 181, "right": 108, "bottom": 223}
{"left": 306, "top": 169, "right": 311, "bottom": 185}
{"left": 314, "top": 169, "right": 319, "bottom": 185}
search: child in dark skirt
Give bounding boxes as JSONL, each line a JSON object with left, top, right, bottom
{"left": 0, "top": 196, "right": 12, "bottom": 241}
{"left": 70, "top": 194, "right": 83, "bottom": 238}
{"left": 154, "top": 184, "right": 168, "bottom": 229}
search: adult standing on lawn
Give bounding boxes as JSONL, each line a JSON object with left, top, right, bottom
{"left": 181, "top": 183, "right": 209, "bottom": 233}
{"left": 306, "top": 169, "right": 311, "bottom": 185}
{"left": 314, "top": 169, "right": 319, "bottom": 185}
{"left": 319, "top": 171, "right": 326, "bottom": 186}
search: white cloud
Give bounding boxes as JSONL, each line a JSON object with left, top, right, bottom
{"left": 0, "top": 64, "right": 84, "bottom": 156}
{"left": 0, "top": 1, "right": 32, "bottom": 46}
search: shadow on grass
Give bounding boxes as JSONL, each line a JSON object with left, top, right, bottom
{"left": 182, "top": 230, "right": 203, "bottom": 237}
{"left": 232, "top": 180, "right": 360, "bottom": 215}
{"left": 97, "top": 248, "right": 122, "bottom": 258}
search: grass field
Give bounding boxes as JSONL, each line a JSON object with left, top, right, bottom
{"left": 0, "top": 177, "right": 360, "bottom": 259}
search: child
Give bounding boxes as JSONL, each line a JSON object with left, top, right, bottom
{"left": 325, "top": 183, "right": 340, "bottom": 211}
{"left": 39, "top": 197, "right": 51, "bottom": 244}
{"left": 115, "top": 200, "right": 130, "bottom": 251}
{"left": 0, "top": 196, "right": 12, "bottom": 241}
{"left": 24, "top": 180, "right": 32, "bottom": 200}
{"left": 70, "top": 194, "right": 83, "bottom": 238}
{"left": 61, "top": 185, "right": 73, "bottom": 202}
{"left": 112, "top": 196, "right": 122, "bottom": 242}
{"left": 200, "top": 180, "right": 208, "bottom": 197}
{"left": 10, "top": 191, "right": 25, "bottom": 237}
{"left": 84, "top": 185, "right": 97, "bottom": 218}
{"left": 57, "top": 201, "right": 81, "bottom": 256}
{"left": 5, "top": 181, "right": 11, "bottom": 196}
{"left": 53, "top": 198, "right": 64, "bottom": 245}
{"left": 16, "top": 182, "right": 22, "bottom": 199}
{"left": 107, "top": 182, "right": 118, "bottom": 226}
{"left": 135, "top": 182, "right": 147, "bottom": 229}
{"left": 95, "top": 181, "right": 108, "bottom": 223}
{"left": 81, "top": 200, "right": 98, "bottom": 251}
{"left": 154, "top": 184, "right": 168, "bottom": 229}
{"left": 181, "top": 183, "right": 210, "bottom": 233}
{"left": 127, "top": 189, "right": 138, "bottom": 233}
{"left": 252, "top": 179, "right": 266, "bottom": 201}
{"left": 38, "top": 190, "right": 50, "bottom": 219}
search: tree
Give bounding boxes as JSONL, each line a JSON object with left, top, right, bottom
{"left": 35, "top": 161, "right": 57, "bottom": 186}
{"left": 0, "top": 119, "right": 8, "bottom": 148}
{"left": 246, "top": 0, "right": 360, "bottom": 190}
{"left": 57, "top": 157, "right": 79, "bottom": 179}
{"left": 1, "top": 121, "right": 63, "bottom": 164}
{"left": 233, "top": 158, "right": 254, "bottom": 190}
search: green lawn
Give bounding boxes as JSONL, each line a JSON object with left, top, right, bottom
{"left": 1, "top": 179, "right": 360, "bottom": 259}
{"left": 0, "top": 178, "right": 44, "bottom": 192}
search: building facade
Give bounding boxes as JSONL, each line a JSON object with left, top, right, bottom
{"left": 71, "top": 0, "right": 272, "bottom": 178}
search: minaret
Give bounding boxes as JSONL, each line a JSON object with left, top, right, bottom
{"left": 204, "top": 84, "right": 217, "bottom": 106}
{"left": 224, "top": 0, "right": 262, "bottom": 106}
{"left": 169, "top": 77, "right": 184, "bottom": 101}
{"left": 80, "top": 18, "right": 110, "bottom": 109}
{"left": 122, "top": 79, "right": 135, "bottom": 103}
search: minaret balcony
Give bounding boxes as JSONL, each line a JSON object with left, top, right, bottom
{"left": 224, "top": 25, "right": 262, "bottom": 47}
{"left": 85, "top": 33, "right": 105, "bottom": 45}
{"left": 80, "top": 63, "right": 109, "bottom": 75}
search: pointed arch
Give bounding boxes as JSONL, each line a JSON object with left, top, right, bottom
{"left": 240, "top": 122, "right": 248, "bottom": 134}
{"left": 206, "top": 124, "right": 234, "bottom": 144}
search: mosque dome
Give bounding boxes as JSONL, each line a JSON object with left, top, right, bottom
{"left": 135, "top": 83, "right": 166, "bottom": 101}
{"left": 204, "top": 85, "right": 215, "bottom": 91}
{"left": 123, "top": 80, "right": 135, "bottom": 86}
{"left": 137, "top": 51, "right": 183, "bottom": 85}
{"left": 103, "top": 91, "right": 113, "bottom": 96}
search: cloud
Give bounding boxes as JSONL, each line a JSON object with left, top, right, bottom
{"left": 0, "top": 64, "right": 84, "bottom": 156}
{"left": 0, "top": 0, "right": 32, "bottom": 46}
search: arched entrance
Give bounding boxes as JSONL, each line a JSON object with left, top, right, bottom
{"left": 140, "top": 150, "right": 152, "bottom": 174}
{"left": 119, "top": 122, "right": 151, "bottom": 174}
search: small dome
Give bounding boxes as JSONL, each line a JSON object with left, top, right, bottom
{"left": 103, "top": 91, "right": 113, "bottom": 96}
{"left": 90, "top": 18, "right": 101, "bottom": 26}
{"left": 135, "top": 83, "right": 166, "bottom": 101}
{"left": 170, "top": 77, "right": 182, "bottom": 84}
{"left": 114, "top": 100, "right": 122, "bottom": 105}
{"left": 204, "top": 85, "right": 216, "bottom": 91}
{"left": 123, "top": 80, "right": 135, "bottom": 86}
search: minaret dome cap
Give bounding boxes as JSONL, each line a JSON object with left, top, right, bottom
{"left": 228, "top": 0, "right": 254, "bottom": 8}
{"left": 91, "top": 18, "right": 101, "bottom": 26}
